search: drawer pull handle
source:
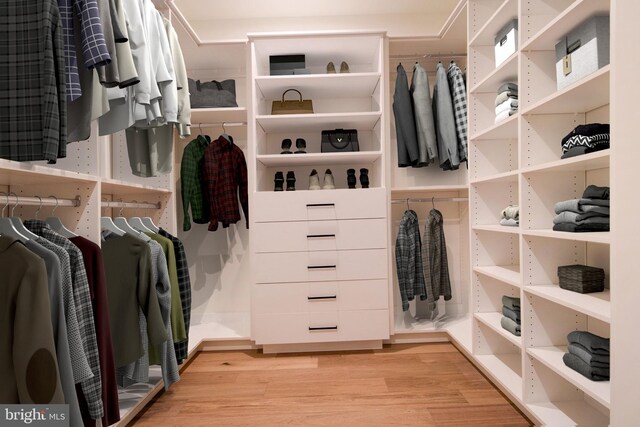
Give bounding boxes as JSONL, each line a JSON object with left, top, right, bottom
{"left": 307, "top": 234, "right": 336, "bottom": 239}
{"left": 308, "top": 265, "right": 336, "bottom": 270}
{"left": 309, "top": 326, "right": 338, "bottom": 331}
{"left": 307, "top": 295, "right": 337, "bottom": 300}
{"left": 306, "top": 203, "right": 335, "bottom": 208}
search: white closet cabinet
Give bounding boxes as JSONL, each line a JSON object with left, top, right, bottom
{"left": 468, "top": 0, "right": 614, "bottom": 425}
{"left": 247, "top": 32, "right": 390, "bottom": 350}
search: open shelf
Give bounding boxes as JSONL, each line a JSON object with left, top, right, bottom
{"left": 475, "top": 353, "right": 523, "bottom": 400}
{"left": 525, "top": 286, "right": 610, "bottom": 323}
{"left": 255, "top": 73, "right": 381, "bottom": 99}
{"left": 521, "top": 150, "right": 610, "bottom": 175}
{"left": 0, "top": 159, "right": 98, "bottom": 185}
{"left": 527, "top": 346, "right": 610, "bottom": 409}
{"left": 522, "top": 229, "right": 610, "bottom": 245}
{"left": 474, "top": 265, "right": 521, "bottom": 287}
{"left": 470, "top": 114, "right": 518, "bottom": 141}
{"left": 470, "top": 170, "right": 518, "bottom": 184}
{"left": 522, "top": 0, "right": 611, "bottom": 52}
{"left": 101, "top": 178, "right": 172, "bottom": 195}
{"left": 469, "top": 0, "right": 518, "bottom": 46}
{"left": 470, "top": 52, "right": 518, "bottom": 94}
{"left": 446, "top": 316, "right": 473, "bottom": 354}
{"left": 190, "top": 107, "right": 247, "bottom": 124}
{"left": 475, "top": 312, "right": 522, "bottom": 347}
{"left": 256, "top": 151, "right": 382, "bottom": 167}
{"left": 522, "top": 66, "right": 610, "bottom": 115}
{"left": 473, "top": 224, "right": 519, "bottom": 235}
{"left": 256, "top": 112, "right": 381, "bottom": 133}
{"left": 527, "top": 401, "right": 610, "bottom": 427}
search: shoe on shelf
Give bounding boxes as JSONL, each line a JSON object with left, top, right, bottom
{"left": 359, "top": 168, "right": 369, "bottom": 188}
{"left": 274, "top": 171, "right": 284, "bottom": 191}
{"left": 340, "top": 61, "right": 350, "bottom": 73}
{"left": 347, "top": 168, "right": 357, "bottom": 189}
{"left": 309, "top": 169, "right": 321, "bottom": 190}
{"left": 326, "top": 61, "right": 336, "bottom": 73}
{"left": 286, "top": 171, "right": 296, "bottom": 191}
{"left": 280, "top": 138, "right": 292, "bottom": 154}
{"left": 294, "top": 138, "right": 307, "bottom": 154}
{"left": 323, "top": 169, "right": 336, "bottom": 190}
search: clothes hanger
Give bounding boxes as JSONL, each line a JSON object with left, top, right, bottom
{"left": 100, "top": 198, "right": 126, "bottom": 236}
{"left": 198, "top": 123, "right": 211, "bottom": 143}
{"left": 45, "top": 195, "right": 78, "bottom": 238}
{"left": 141, "top": 209, "right": 160, "bottom": 233}
{"left": 220, "top": 122, "right": 233, "bottom": 144}
{"left": 128, "top": 202, "right": 155, "bottom": 233}
{"left": 0, "top": 192, "right": 28, "bottom": 243}
{"left": 113, "top": 201, "right": 151, "bottom": 241}
{"left": 8, "top": 192, "right": 39, "bottom": 240}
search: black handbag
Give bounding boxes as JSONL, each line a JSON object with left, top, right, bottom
{"left": 188, "top": 78, "right": 238, "bottom": 108}
{"left": 321, "top": 129, "right": 359, "bottom": 152}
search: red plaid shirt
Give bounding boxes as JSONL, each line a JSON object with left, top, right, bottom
{"left": 203, "top": 136, "right": 249, "bottom": 231}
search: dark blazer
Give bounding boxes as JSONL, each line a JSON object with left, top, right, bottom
{"left": 393, "top": 63, "right": 419, "bottom": 167}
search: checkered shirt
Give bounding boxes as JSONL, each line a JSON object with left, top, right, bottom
{"left": 421, "top": 209, "right": 452, "bottom": 306}
{"left": 447, "top": 62, "right": 468, "bottom": 163}
{"left": 181, "top": 135, "right": 210, "bottom": 231}
{"left": 395, "top": 210, "right": 427, "bottom": 311}
{"left": 0, "top": 0, "right": 67, "bottom": 163}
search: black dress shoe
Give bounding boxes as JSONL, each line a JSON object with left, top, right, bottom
{"left": 359, "top": 168, "right": 369, "bottom": 188}
{"left": 347, "top": 168, "right": 357, "bottom": 189}
{"left": 274, "top": 171, "right": 284, "bottom": 191}
{"left": 286, "top": 171, "right": 296, "bottom": 191}
{"left": 281, "top": 138, "right": 292, "bottom": 154}
{"left": 294, "top": 138, "right": 306, "bottom": 154}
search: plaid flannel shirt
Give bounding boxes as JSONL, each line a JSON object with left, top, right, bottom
{"left": 421, "top": 209, "right": 452, "bottom": 307}
{"left": 0, "top": 0, "right": 67, "bottom": 163}
{"left": 203, "top": 136, "right": 249, "bottom": 232}
{"left": 395, "top": 210, "right": 427, "bottom": 311}
{"left": 159, "top": 229, "right": 192, "bottom": 363}
{"left": 447, "top": 62, "right": 468, "bottom": 163}
{"left": 181, "top": 135, "right": 210, "bottom": 231}
{"left": 25, "top": 220, "right": 104, "bottom": 420}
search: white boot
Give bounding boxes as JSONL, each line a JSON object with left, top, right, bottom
{"left": 309, "top": 169, "right": 321, "bottom": 190}
{"left": 322, "top": 169, "right": 335, "bottom": 190}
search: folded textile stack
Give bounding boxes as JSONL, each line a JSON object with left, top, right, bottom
{"left": 561, "top": 123, "right": 610, "bottom": 159}
{"left": 553, "top": 185, "right": 610, "bottom": 232}
{"left": 500, "top": 205, "right": 519, "bottom": 227}
{"left": 500, "top": 295, "right": 521, "bottom": 336}
{"left": 563, "top": 331, "right": 610, "bottom": 381}
{"left": 495, "top": 82, "right": 518, "bottom": 123}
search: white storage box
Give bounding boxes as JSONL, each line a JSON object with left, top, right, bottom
{"left": 495, "top": 19, "right": 518, "bottom": 67}
{"left": 555, "top": 15, "right": 610, "bottom": 90}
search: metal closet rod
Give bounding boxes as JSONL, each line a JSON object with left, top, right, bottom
{"left": 391, "top": 197, "right": 468, "bottom": 204}
{"left": 193, "top": 121, "right": 247, "bottom": 128}
{"left": 0, "top": 194, "right": 81, "bottom": 208}
{"left": 101, "top": 200, "right": 161, "bottom": 210}
{"left": 390, "top": 52, "right": 467, "bottom": 61}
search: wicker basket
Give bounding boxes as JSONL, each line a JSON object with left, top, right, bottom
{"left": 557, "top": 264, "right": 605, "bottom": 294}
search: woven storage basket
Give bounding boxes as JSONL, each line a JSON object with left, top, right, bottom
{"left": 557, "top": 264, "right": 605, "bottom": 293}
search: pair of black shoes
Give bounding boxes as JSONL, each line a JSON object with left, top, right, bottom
{"left": 274, "top": 171, "right": 296, "bottom": 191}
{"left": 347, "top": 168, "right": 369, "bottom": 189}
{"left": 281, "top": 138, "right": 306, "bottom": 154}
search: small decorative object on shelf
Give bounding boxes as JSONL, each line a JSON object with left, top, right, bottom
{"left": 557, "top": 264, "right": 605, "bottom": 294}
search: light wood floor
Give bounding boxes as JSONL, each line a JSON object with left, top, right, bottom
{"left": 131, "top": 343, "right": 532, "bottom": 426}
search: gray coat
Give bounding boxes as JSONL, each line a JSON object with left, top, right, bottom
{"left": 410, "top": 63, "right": 438, "bottom": 166}
{"left": 433, "top": 62, "right": 460, "bottom": 170}
{"left": 393, "top": 63, "right": 419, "bottom": 167}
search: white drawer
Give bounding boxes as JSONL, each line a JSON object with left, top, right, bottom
{"left": 253, "top": 309, "right": 389, "bottom": 345}
{"left": 253, "top": 218, "right": 387, "bottom": 253}
{"left": 253, "top": 249, "right": 388, "bottom": 284}
{"left": 252, "top": 279, "right": 388, "bottom": 314}
{"left": 252, "top": 188, "right": 386, "bottom": 223}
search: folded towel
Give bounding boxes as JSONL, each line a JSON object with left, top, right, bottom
{"left": 563, "top": 353, "right": 609, "bottom": 381}
{"left": 497, "top": 82, "right": 519, "bottom": 93}
{"left": 553, "top": 222, "right": 610, "bottom": 232}
{"left": 502, "top": 306, "right": 521, "bottom": 323}
{"left": 500, "top": 316, "right": 521, "bottom": 336}
{"left": 552, "top": 213, "right": 610, "bottom": 225}
{"left": 501, "top": 205, "right": 519, "bottom": 220}
{"left": 500, "top": 218, "right": 519, "bottom": 227}
{"left": 567, "top": 331, "right": 610, "bottom": 355}
{"left": 495, "top": 98, "right": 519, "bottom": 115}
{"left": 582, "top": 185, "right": 610, "bottom": 200}
{"left": 501, "top": 295, "right": 520, "bottom": 311}
{"left": 561, "top": 123, "right": 610, "bottom": 146}
{"left": 568, "top": 343, "right": 610, "bottom": 368}
{"left": 495, "top": 91, "right": 518, "bottom": 106}
{"left": 554, "top": 199, "right": 611, "bottom": 215}
{"left": 495, "top": 109, "right": 517, "bottom": 123}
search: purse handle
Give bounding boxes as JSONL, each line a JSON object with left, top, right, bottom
{"left": 195, "top": 80, "right": 224, "bottom": 91}
{"left": 281, "top": 88, "right": 303, "bottom": 102}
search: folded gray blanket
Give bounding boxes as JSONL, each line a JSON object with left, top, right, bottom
{"left": 501, "top": 316, "right": 521, "bottom": 336}
{"left": 582, "top": 185, "right": 609, "bottom": 200}
{"left": 553, "top": 212, "right": 610, "bottom": 225}
{"left": 495, "top": 99, "right": 519, "bottom": 115}
{"left": 497, "top": 82, "right": 518, "bottom": 93}
{"left": 567, "top": 331, "right": 610, "bottom": 355}
{"left": 563, "top": 353, "right": 609, "bottom": 381}
{"left": 495, "top": 91, "right": 518, "bottom": 106}
{"left": 502, "top": 306, "right": 521, "bottom": 323}
{"left": 501, "top": 205, "right": 519, "bottom": 220}
{"left": 502, "top": 295, "right": 520, "bottom": 311}
{"left": 554, "top": 199, "right": 611, "bottom": 214}
{"left": 568, "top": 343, "right": 610, "bottom": 368}
{"left": 553, "top": 222, "right": 609, "bottom": 232}
{"left": 500, "top": 218, "right": 519, "bottom": 227}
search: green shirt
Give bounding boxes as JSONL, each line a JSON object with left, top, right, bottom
{"left": 181, "top": 135, "right": 210, "bottom": 231}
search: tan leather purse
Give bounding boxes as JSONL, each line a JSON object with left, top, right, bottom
{"left": 271, "top": 89, "right": 314, "bottom": 115}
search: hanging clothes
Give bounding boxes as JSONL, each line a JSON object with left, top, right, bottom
{"left": 422, "top": 209, "right": 453, "bottom": 309}
{"left": 395, "top": 210, "right": 428, "bottom": 311}
{"left": 410, "top": 63, "right": 438, "bottom": 167}
{"left": 433, "top": 62, "right": 460, "bottom": 171}
{"left": 181, "top": 135, "right": 211, "bottom": 231}
{"left": 393, "top": 63, "right": 419, "bottom": 167}
{"left": 447, "top": 61, "right": 468, "bottom": 164}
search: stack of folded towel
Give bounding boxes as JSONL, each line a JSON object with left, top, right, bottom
{"left": 500, "top": 205, "right": 519, "bottom": 227}
{"left": 553, "top": 185, "right": 610, "bottom": 232}
{"left": 563, "top": 331, "right": 610, "bottom": 381}
{"left": 561, "top": 123, "right": 610, "bottom": 159}
{"left": 500, "top": 296, "right": 521, "bottom": 336}
{"left": 495, "top": 82, "right": 518, "bottom": 123}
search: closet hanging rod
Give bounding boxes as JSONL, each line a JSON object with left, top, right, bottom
{"left": 390, "top": 53, "right": 467, "bottom": 61}
{"left": 101, "top": 200, "right": 161, "bottom": 210}
{"left": 391, "top": 197, "right": 468, "bottom": 204}
{"left": 1, "top": 195, "right": 81, "bottom": 208}
{"left": 193, "top": 121, "right": 247, "bottom": 128}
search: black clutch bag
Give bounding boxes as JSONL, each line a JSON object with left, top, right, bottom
{"left": 321, "top": 129, "right": 359, "bottom": 152}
